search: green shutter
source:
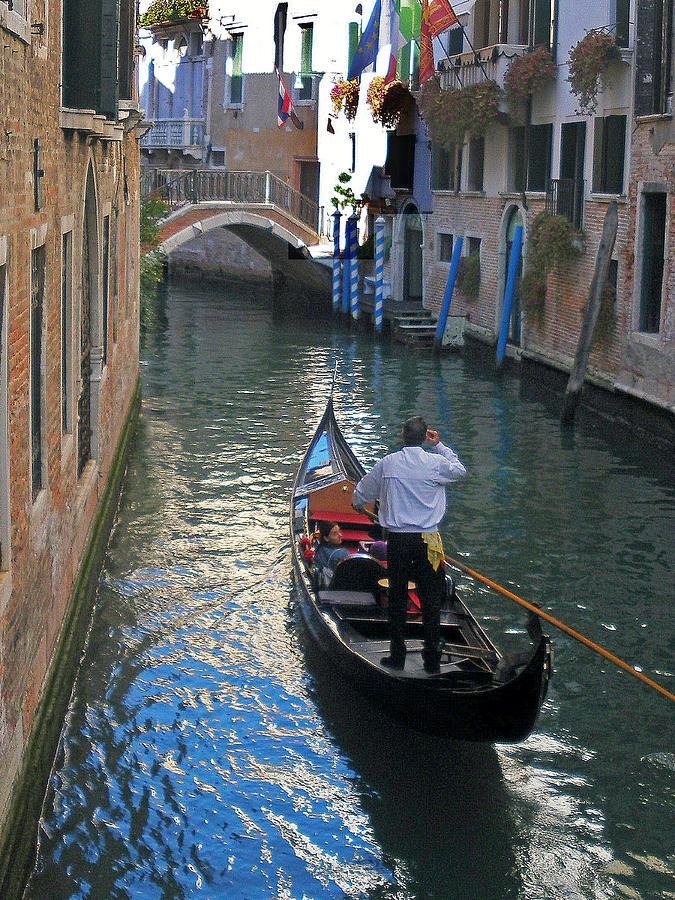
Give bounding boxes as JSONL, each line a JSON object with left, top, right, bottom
{"left": 100, "top": 0, "right": 121, "bottom": 118}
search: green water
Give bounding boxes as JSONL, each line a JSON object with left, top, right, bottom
{"left": 25, "top": 279, "right": 674, "bottom": 899}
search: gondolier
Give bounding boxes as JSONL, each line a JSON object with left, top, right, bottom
{"left": 352, "top": 416, "right": 467, "bottom": 674}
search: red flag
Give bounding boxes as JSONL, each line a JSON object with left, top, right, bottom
{"left": 427, "top": 0, "right": 458, "bottom": 38}
{"left": 420, "top": 0, "right": 435, "bottom": 84}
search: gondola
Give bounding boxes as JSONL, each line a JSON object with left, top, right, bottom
{"left": 290, "top": 394, "right": 552, "bottom": 742}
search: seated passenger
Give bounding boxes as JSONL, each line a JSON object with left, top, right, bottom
{"left": 314, "top": 521, "right": 350, "bottom": 587}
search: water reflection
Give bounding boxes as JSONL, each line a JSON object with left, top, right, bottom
{"left": 25, "top": 280, "right": 674, "bottom": 900}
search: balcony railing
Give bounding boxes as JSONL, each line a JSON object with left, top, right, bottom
{"left": 140, "top": 117, "right": 205, "bottom": 150}
{"left": 438, "top": 43, "right": 528, "bottom": 94}
{"left": 546, "top": 178, "right": 585, "bottom": 230}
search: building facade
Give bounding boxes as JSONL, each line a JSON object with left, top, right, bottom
{"left": 0, "top": 0, "right": 142, "bottom": 878}
{"left": 379, "top": 0, "right": 673, "bottom": 419}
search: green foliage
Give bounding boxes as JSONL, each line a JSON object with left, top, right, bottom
{"left": 505, "top": 47, "right": 557, "bottom": 106}
{"left": 140, "top": 196, "right": 169, "bottom": 336}
{"left": 331, "top": 171, "right": 362, "bottom": 212}
{"left": 521, "top": 212, "right": 583, "bottom": 314}
{"left": 140, "top": 0, "right": 208, "bottom": 27}
{"left": 568, "top": 30, "right": 618, "bottom": 114}
{"left": 456, "top": 253, "right": 480, "bottom": 301}
{"left": 418, "top": 77, "right": 502, "bottom": 148}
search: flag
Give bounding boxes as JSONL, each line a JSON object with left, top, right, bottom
{"left": 275, "top": 67, "right": 303, "bottom": 129}
{"left": 427, "top": 0, "right": 458, "bottom": 37}
{"left": 376, "top": 0, "right": 407, "bottom": 83}
{"left": 420, "top": 0, "right": 435, "bottom": 84}
{"left": 347, "top": 0, "right": 381, "bottom": 80}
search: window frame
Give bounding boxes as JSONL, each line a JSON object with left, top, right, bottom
{"left": 592, "top": 114, "right": 627, "bottom": 196}
{"left": 635, "top": 186, "right": 668, "bottom": 338}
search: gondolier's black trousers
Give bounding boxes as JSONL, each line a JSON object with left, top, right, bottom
{"left": 387, "top": 531, "right": 445, "bottom": 667}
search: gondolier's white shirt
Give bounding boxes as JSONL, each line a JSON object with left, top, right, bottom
{"left": 353, "top": 442, "right": 466, "bottom": 533}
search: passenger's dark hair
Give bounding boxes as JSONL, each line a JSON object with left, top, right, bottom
{"left": 402, "top": 416, "right": 427, "bottom": 446}
{"left": 318, "top": 520, "right": 339, "bottom": 542}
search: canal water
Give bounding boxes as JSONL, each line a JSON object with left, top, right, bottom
{"left": 26, "top": 280, "right": 673, "bottom": 900}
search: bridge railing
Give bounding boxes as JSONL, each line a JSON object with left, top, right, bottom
{"left": 141, "top": 168, "right": 319, "bottom": 233}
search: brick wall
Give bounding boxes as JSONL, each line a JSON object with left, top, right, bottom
{"left": 0, "top": 0, "right": 141, "bottom": 832}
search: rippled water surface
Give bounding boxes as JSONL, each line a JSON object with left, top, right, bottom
{"left": 26, "top": 281, "right": 674, "bottom": 899}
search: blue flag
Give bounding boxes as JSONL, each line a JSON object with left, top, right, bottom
{"left": 347, "top": 0, "right": 382, "bottom": 80}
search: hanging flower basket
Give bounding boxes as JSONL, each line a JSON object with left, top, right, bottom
{"left": 418, "top": 77, "right": 502, "bottom": 148}
{"left": 568, "top": 29, "right": 619, "bottom": 114}
{"left": 505, "top": 47, "right": 557, "bottom": 108}
{"left": 140, "top": 0, "right": 209, "bottom": 27}
{"left": 330, "top": 79, "right": 360, "bottom": 121}
{"left": 521, "top": 212, "right": 583, "bottom": 315}
{"left": 367, "top": 77, "right": 412, "bottom": 128}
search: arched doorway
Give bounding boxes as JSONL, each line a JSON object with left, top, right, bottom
{"left": 79, "top": 165, "right": 98, "bottom": 476}
{"left": 502, "top": 206, "right": 523, "bottom": 346}
{"left": 403, "top": 205, "right": 423, "bottom": 305}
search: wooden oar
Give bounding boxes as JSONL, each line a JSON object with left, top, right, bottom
{"left": 445, "top": 554, "right": 675, "bottom": 703}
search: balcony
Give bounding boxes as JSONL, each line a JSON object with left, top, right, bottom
{"left": 546, "top": 177, "right": 585, "bottom": 230}
{"left": 140, "top": 117, "right": 205, "bottom": 153}
{"left": 438, "top": 43, "right": 527, "bottom": 98}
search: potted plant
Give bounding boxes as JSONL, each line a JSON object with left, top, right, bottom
{"left": 568, "top": 29, "right": 619, "bottom": 114}
{"left": 521, "top": 212, "right": 583, "bottom": 316}
{"left": 330, "top": 79, "right": 360, "bottom": 121}
{"left": 367, "top": 76, "right": 412, "bottom": 128}
{"left": 505, "top": 47, "right": 557, "bottom": 110}
{"left": 418, "top": 77, "right": 502, "bottom": 148}
{"left": 140, "top": 0, "right": 209, "bottom": 27}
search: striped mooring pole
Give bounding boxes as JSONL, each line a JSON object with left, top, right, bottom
{"left": 349, "top": 213, "right": 359, "bottom": 320}
{"left": 342, "top": 215, "right": 352, "bottom": 315}
{"left": 374, "top": 216, "right": 385, "bottom": 332}
{"left": 332, "top": 211, "right": 341, "bottom": 313}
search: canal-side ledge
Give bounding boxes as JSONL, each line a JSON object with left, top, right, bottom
{"left": 0, "top": 381, "right": 142, "bottom": 900}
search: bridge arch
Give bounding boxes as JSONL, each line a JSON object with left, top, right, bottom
{"left": 158, "top": 206, "right": 308, "bottom": 257}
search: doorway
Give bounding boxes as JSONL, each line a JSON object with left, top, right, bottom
{"left": 403, "top": 207, "right": 423, "bottom": 305}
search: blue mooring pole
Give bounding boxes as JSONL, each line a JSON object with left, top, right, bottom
{"left": 332, "top": 211, "right": 341, "bottom": 313}
{"left": 342, "top": 216, "right": 352, "bottom": 315}
{"left": 496, "top": 224, "right": 523, "bottom": 370}
{"left": 433, "top": 236, "right": 463, "bottom": 355}
{"left": 374, "top": 216, "right": 385, "bottom": 332}
{"left": 349, "top": 213, "right": 359, "bottom": 320}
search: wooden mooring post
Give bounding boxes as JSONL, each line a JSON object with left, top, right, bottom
{"left": 561, "top": 201, "right": 618, "bottom": 426}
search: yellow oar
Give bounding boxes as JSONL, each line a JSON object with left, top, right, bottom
{"left": 445, "top": 554, "right": 675, "bottom": 703}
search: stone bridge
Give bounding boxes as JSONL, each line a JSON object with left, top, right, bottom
{"left": 144, "top": 170, "right": 332, "bottom": 313}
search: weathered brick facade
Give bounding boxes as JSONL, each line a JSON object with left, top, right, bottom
{"left": 0, "top": 0, "right": 141, "bottom": 846}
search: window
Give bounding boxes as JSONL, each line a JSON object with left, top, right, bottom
{"left": 613, "top": 0, "right": 630, "bottom": 47}
{"left": 111, "top": 210, "right": 119, "bottom": 345}
{"left": 447, "top": 26, "right": 463, "bottom": 55}
{"left": 62, "top": 0, "right": 122, "bottom": 117}
{"left": 102, "top": 216, "right": 110, "bottom": 366}
{"left": 298, "top": 23, "right": 314, "bottom": 100}
{"left": 532, "top": 0, "right": 553, "bottom": 50}
{"left": 638, "top": 192, "right": 666, "bottom": 334}
{"left": 229, "top": 33, "right": 244, "bottom": 105}
{"left": 439, "top": 233, "right": 454, "bottom": 261}
{"left": 635, "top": 0, "right": 673, "bottom": 115}
{"left": 274, "top": 4, "right": 288, "bottom": 69}
{"left": 0, "top": 250, "right": 8, "bottom": 571}
{"left": 210, "top": 150, "right": 226, "bottom": 167}
{"left": 30, "top": 245, "right": 45, "bottom": 500}
{"left": 431, "top": 142, "right": 461, "bottom": 191}
{"left": 468, "top": 236, "right": 481, "bottom": 258}
{"left": 511, "top": 124, "right": 552, "bottom": 191}
{"left": 593, "top": 115, "right": 626, "bottom": 194}
{"left": 61, "top": 232, "right": 73, "bottom": 435}
{"left": 386, "top": 133, "right": 416, "bottom": 191}
{"left": 467, "top": 137, "right": 484, "bottom": 192}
